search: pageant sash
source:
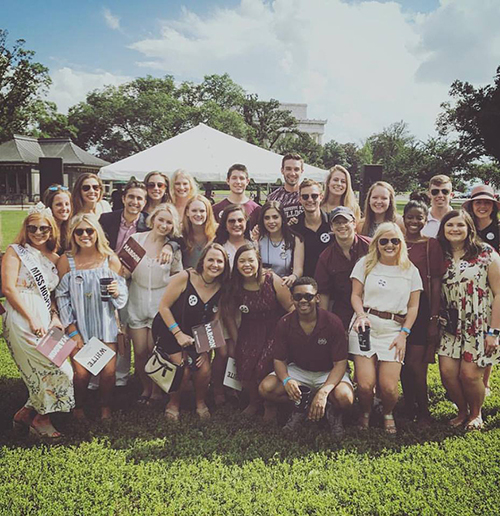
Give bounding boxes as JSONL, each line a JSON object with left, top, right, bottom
{"left": 12, "top": 244, "right": 52, "bottom": 312}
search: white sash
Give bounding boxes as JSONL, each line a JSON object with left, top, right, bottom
{"left": 12, "top": 244, "right": 52, "bottom": 312}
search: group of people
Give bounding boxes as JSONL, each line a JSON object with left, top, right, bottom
{"left": 2, "top": 154, "right": 499, "bottom": 440}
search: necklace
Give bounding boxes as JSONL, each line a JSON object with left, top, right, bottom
{"left": 270, "top": 237, "right": 284, "bottom": 248}
{"left": 200, "top": 273, "right": 217, "bottom": 285}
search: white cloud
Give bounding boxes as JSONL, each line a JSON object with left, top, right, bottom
{"left": 103, "top": 7, "right": 121, "bottom": 31}
{"left": 46, "top": 67, "right": 132, "bottom": 112}
{"left": 127, "top": 0, "right": 500, "bottom": 144}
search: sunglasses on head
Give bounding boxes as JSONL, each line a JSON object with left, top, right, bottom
{"left": 48, "top": 185, "right": 69, "bottom": 191}
{"left": 379, "top": 238, "right": 401, "bottom": 246}
{"left": 81, "top": 184, "right": 101, "bottom": 192}
{"left": 292, "top": 292, "right": 316, "bottom": 302}
{"left": 27, "top": 225, "right": 51, "bottom": 235}
{"left": 301, "top": 193, "right": 320, "bottom": 201}
{"left": 74, "top": 228, "right": 95, "bottom": 237}
{"left": 431, "top": 188, "right": 450, "bottom": 196}
{"left": 147, "top": 182, "right": 166, "bottom": 189}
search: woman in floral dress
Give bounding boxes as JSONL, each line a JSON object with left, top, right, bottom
{"left": 437, "top": 210, "right": 500, "bottom": 430}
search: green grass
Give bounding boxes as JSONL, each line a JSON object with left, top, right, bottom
{"left": 0, "top": 211, "right": 26, "bottom": 249}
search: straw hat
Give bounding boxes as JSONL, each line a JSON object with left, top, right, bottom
{"left": 463, "top": 184, "right": 500, "bottom": 209}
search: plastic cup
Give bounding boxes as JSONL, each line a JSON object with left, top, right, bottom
{"left": 99, "top": 277, "right": 113, "bottom": 302}
{"left": 294, "top": 385, "right": 312, "bottom": 413}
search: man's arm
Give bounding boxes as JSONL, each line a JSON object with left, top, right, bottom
{"left": 274, "top": 359, "right": 301, "bottom": 403}
{"left": 308, "top": 359, "right": 347, "bottom": 421}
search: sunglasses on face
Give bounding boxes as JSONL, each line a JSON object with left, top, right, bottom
{"left": 379, "top": 238, "right": 401, "bottom": 246}
{"left": 292, "top": 292, "right": 316, "bottom": 302}
{"left": 74, "top": 228, "right": 96, "bottom": 237}
{"left": 81, "top": 184, "right": 101, "bottom": 192}
{"left": 301, "top": 193, "right": 320, "bottom": 201}
{"left": 147, "top": 182, "right": 166, "bottom": 189}
{"left": 431, "top": 188, "right": 450, "bottom": 196}
{"left": 48, "top": 185, "right": 69, "bottom": 191}
{"left": 27, "top": 225, "right": 51, "bottom": 235}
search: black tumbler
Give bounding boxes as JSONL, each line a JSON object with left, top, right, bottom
{"left": 358, "top": 326, "right": 371, "bottom": 352}
{"left": 294, "top": 385, "right": 312, "bottom": 413}
{"left": 99, "top": 277, "right": 113, "bottom": 302}
{"left": 186, "top": 345, "right": 199, "bottom": 371}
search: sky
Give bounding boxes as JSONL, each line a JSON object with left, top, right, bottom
{"left": 2, "top": 0, "right": 500, "bottom": 145}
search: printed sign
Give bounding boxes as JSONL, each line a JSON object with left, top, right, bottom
{"left": 118, "top": 236, "right": 146, "bottom": 272}
{"left": 192, "top": 319, "right": 225, "bottom": 353}
{"left": 223, "top": 357, "right": 242, "bottom": 391}
{"left": 73, "top": 337, "right": 116, "bottom": 375}
{"left": 36, "top": 327, "right": 77, "bottom": 367}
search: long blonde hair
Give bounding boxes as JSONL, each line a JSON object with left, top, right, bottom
{"left": 364, "top": 222, "right": 410, "bottom": 278}
{"left": 147, "top": 203, "right": 182, "bottom": 239}
{"left": 14, "top": 212, "right": 59, "bottom": 252}
{"left": 67, "top": 213, "right": 114, "bottom": 258}
{"left": 321, "top": 165, "right": 361, "bottom": 221}
{"left": 169, "top": 169, "right": 198, "bottom": 206}
{"left": 182, "top": 195, "right": 218, "bottom": 251}
{"left": 360, "top": 181, "right": 397, "bottom": 236}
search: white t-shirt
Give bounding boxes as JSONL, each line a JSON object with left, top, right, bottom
{"left": 350, "top": 256, "right": 422, "bottom": 315}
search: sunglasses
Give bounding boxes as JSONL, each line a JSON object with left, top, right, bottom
{"left": 292, "top": 293, "right": 316, "bottom": 302}
{"left": 74, "top": 228, "right": 96, "bottom": 237}
{"left": 81, "top": 184, "right": 101, "bottom": 192}
{"left": 379, "top": 238, "right": 401, "bottom": 246}
{"left": 431, "top": 188, "right": 450, "bottom": 196}
{"left": 48, "top": 185, "right": 69, "bottom": 191}
{"left": 147, "top": 182, "right": 166, "bottom": 189}
{"left": 27, "top": 225, "right": 51, "bottom": 235}
{"left": 301, "top": 193, "right": 320, "bottom": 201}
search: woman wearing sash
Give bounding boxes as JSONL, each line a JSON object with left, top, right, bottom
{"left": 56, "top": 214, "right": 128, "bottom": 421}
{"left": 2, "top": 204, "right": 74, "bottom": 439}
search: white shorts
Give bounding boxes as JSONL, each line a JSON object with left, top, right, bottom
{"left": 272, "top": 363, "right": 353, "bottom": 391}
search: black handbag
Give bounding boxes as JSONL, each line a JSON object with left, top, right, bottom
{"left": 439, "top": 307, "right": 459, "bottom": 335}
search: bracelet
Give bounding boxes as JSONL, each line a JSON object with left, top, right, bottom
{"left": 68, "top": 330, "right": 79, "bottom": 338}
{"left": 401, "top": 327, "right": 411, "bottom": 335}
{"left": 172, "top": 330, "right": 181, "bottom": 337}
{"left": 487, "top": 327, "right": 500, "bottom": 336}
{"left": 168, "top": 322, "right": 179, "bottom": 332}
{"left": 282, "top": 376, "right": 292, "bottom": 386}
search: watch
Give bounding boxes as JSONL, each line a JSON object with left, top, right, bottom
{"left": 487, "top": 327, "right": 500, "bottom": 336}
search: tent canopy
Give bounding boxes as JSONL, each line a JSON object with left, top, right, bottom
{"left": 99, "top": 123, "right": 327, "bottom": 183}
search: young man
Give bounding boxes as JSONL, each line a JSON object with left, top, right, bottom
{"left": 315, "top": 206, "right": 371, "bottom": 330}
{"left": 293, "top": 179, "right": 331, "bottom": 277}
{"left": 267, "top": 153, "right": 304, "bottom": 222}
{"left": 259, "top": 277, "right": 353, "bottom": 437}
{"left": 421, "top": 174, "right": 453, "bottom": 238}
{"left": 212, "top": 164, "right": 261, "bottom": 224}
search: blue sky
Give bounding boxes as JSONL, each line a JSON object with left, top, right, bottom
{"left": 2, "top": 0, "right": 499, "bottom": 144}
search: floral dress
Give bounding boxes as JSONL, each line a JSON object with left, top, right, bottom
{"left": 439, "top": 244, "right": 500, "bottom": 367}
{"left": 2, "top": 244, "right": 75, "bottom": 415}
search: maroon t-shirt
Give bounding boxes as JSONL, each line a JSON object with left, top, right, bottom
{"left": 212, "top": 198, "right": 261, "bottom": 227}
{"left": 273, "top": 308, "right": 347, "bottom": 372}
{"left": 267, "top": 187, "right": 303, "bottom": 222}
{"left": 315, "top": 234, "right": 371, "bottom": 330}
{"left": 407, "top": 238, "right": 445, "bottom": 298}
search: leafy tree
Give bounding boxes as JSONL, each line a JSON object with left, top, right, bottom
{"left": 0, "top": 30, "right": 52, "bottom": 143}
{"left": 35, "top": 101, "right": 78, "bottom": 139}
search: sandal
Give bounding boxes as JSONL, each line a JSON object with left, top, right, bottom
{"left": 357, "top": 412, "right": 370, "bottom": 430}
{"left": 383, "top": 414, "right": 397, "bottom": 436}
{"left": 165, "top": 408, "right": 180, "bottom": 422}
{"left": 29, "top": 425, "right": 63, "bottom": 440}
{"left": 136, "top": 395, "right": 150, "bottom": 406}
{"left": 449, "top": 414, "right": 468, "bottom": 428}
{"left": 465, "top": 415, "right": 483, "bottom": 431}
{"left": 196, "top": 406, "right": 211, "bottom": 421}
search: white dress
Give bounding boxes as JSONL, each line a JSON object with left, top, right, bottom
{"left": 348, "top": 256, "right": 422, "bottom": 362}
{"left": 2, "top": 245, "right": 74, "bottom": 414}
{"left": 127, "top": 232, "right": 183, "bottom": 329}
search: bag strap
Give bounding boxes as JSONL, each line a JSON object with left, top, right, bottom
{"left": 426, "top": 239, "right": 432, "bottom": 298}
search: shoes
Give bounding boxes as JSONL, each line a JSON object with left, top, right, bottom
{"left": 283, "top": 411, "right": 306, "bottom": 433}
{"left": 485, "top": 386, "right": 491, "bottom": 398}
{"left": 165, "top": 407, "right": 180, "bottom": 422}
{"left": 357, "top": 412, "right": 370, "bottom": 430}
{"left": 465, "top": 415, "right": 483, "bottom": 431}
{"left": 196, "top": 406, "right": 211, "bottom": 421}
{"left": 325, "top": 404, "right": 345, "bottom": 439}
{"left": 136, "top": 395, "right": 149, "bottom": 406}
{"left": 29, "top": 425, "right": 63, "bottom": 440}
{"left": 383, "top": 414, "right": 397, "bottom": 436}
{"left": 448, "top": 414, "right": 468, "bottom": 428}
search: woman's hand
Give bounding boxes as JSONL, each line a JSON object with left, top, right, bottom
{"left": 72, "top": 334, "right": 85, "bottom": 350}
{"left": 159, "top": 244, "right": 173, "bottom": 265}
{"left": 28, "top": 316, "right": 46, "bottom": 341}
{"left": 354, "top": 314, "right": 371, "bottom": 334}
{"left": 389, "top": 333, "right": 407, "bottom": 362}
{"left": 49, "top": 314, "right": 64, "bottom": 331}
{"left": 485, "top": 334, "right": 499, "bottom": 357}
{"left": 107, "top": 280, "right": 120, "bottom": 299}
{"left": 250, "top": 225, "right": 260, "bottom": 242}
{"left": 195, "top": 353, "right": 206, "bottom": 368}
{"left": 175, "top": 331, "right": 195, "bottom": 348}
{"left": 281, "top": 274, "right": 296, "bottom": 288}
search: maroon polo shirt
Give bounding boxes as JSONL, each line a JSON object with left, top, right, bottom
{"left": 315, "top": 234, "right": 371, "bottom": 330}
{"left": 273, "top": 308, "right": 347, "bottom": 372}
{"left": 212, "top": 198, "right": 261, "bottom": 227}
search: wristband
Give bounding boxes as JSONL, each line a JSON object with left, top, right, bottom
{"left": 401, "top": 327, "right": 411, "bottom": 335}
{"left": 68, "top": 330, "right": 79, "bottom": 338}
{"left": 168, "top": 322, "right": 179, "bottom": 332}
{"left": 282, "top": 376, "right": 292, "bottom": 386}
{"left": 172, "top": 330, "right": 181, "bottom": 337}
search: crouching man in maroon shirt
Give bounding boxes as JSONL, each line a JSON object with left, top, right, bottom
{"left": 259, "top": 277, "right": 354, "bottom": 437}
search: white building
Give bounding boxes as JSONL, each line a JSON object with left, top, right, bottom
{"left": 279, "top": 103, "right": 327, "bottom": 145}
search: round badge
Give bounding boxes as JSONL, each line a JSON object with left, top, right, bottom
{"left": 219, "top": 210, "right": 224, "bottom": 220}
{"left": 75, "top": 275, "right": 84, "bottom": 285}
{"left": 317, "top": 338, "right": 327, "bottom": 346}
{"left": 486, "top": 232, "right": 495, "bottom": 241}
{"left": 377, "top": 279, "right": 387, "bottom": 288}
{"left": 239, "top": 304, "right": 249, "bottom": 313}
{"left": 212, "top": 305, "right": 219, "bottom": 313}
{"left": 320, "top": 233, "right": 331, "bottom": 244}
{"left": 280, "top": 251, "right": 288, "bottom": 260}
{"left": 188, "top": 295, "right": 198, "bottom": 306}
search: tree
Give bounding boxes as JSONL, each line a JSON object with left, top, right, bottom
{"left": 0, "top": 30, "right": 52, "bottom": 143}
{"left": 437, "top": 66, "right": 500, "bottom": 163}
{"left": 275, "top": 132, "right": 324, "bottom": 167}
{"left": 35, "top": 101, "right": 78, "bottom": 139}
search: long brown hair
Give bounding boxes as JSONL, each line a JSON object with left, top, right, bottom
{"left": 42, "top": 185, "right": 72, "bottom": 251}
{"left": 321, "top": 165, "right": 361, "bottom": 221}
{"left": 194, "top": 242, "right": 230, "bottom": 285}
{"left": 360, "top": 181, "right": 397, "bottom": 236}
{"left": 437, "top": 210, "right": 483, "bottom": 261}
{"left": 72, "top": 173, "right": 105, "bottom": 215}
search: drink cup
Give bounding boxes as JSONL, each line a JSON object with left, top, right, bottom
{"left": 294, "top": 385, "right": 312, "bottom": 413}
{"left": 358, "top": 326, "right": 371, "bottom": 352}
{"left": 99, "top": 277, "right": 113, "bottom": 302}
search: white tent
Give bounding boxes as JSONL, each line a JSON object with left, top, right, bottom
{"left": 98, "top": 123, "right": 328, "bottom": 183}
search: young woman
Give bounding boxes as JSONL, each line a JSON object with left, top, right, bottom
{"left": 2, "top": 205, "right": 74, "bottom": 439}
{"left": 215, "top": 204, "right": 252, "bottom": 267}
{"left": 321, "top": 165, "right": 361, "bottom": 222}
{"left": 170, "top": 169, "right": 198, "bottom": 220}
{"left": 43, "top": 184, "right": 72, "bottom": 253}
{"left": 223, "top": 244, "right": 293, "bottom": 417}
{"left": 125, "top": 204, "right": 183, "bottom": 406}
{"left": 144, "top": 171, "right": 171, "bottom": 215}
{"left": 257, "top": 201, "right": 304, "bottom": 287}
{"left": 182, "top": 195, "right": 218, "bottom": 269}
{"left": 72, "top": 173, "right": 112, "bottom": 217}
{"left": 358, "top": 181, "right": 404, "bottom": 237}
{"left": 400, "top": 196, "right": 445, "bottom": 424}
{"left": 350, "top": 222, "right": 422, "bottom": 434}
{"left": 56, "top": 214, "right": 128, "bottom": 421}
{"left": 437, "top": 210, "right": 500, "bottom": 430}
{"left": 152, "top": 243, "right": 230, "bottom": 421}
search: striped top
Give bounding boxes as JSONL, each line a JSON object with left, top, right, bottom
{"left": 56, "top": 255, "right": 128, "bottom": 344}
